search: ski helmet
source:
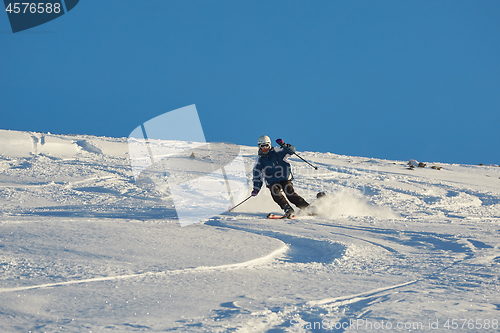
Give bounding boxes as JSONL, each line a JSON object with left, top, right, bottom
{"left": 258, "top": 135, "right": 271, "bottom": 154}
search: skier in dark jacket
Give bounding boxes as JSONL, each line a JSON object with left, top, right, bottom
{"left": 252, "top": 135, "right": 309, "bottom": 217}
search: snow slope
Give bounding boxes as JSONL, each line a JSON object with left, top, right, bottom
{"left": 0, "top": 129, "right": 499, "bottom": 332}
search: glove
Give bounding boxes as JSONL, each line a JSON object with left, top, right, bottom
{"left": 276, "top": 138, "right": 285, "bottom": 146}
{"left": 251, "top": 190, "right": 259, "bottom": 196}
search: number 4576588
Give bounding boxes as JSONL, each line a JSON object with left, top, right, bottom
{"left": 444, "top": 319, "right": 498, "bottom": 330}
{"left": 5, "top": 2, "right": 62, "bottom": 14}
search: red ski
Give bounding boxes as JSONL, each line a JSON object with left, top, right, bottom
{"left": 267, "top": 213, "right": 295, "bottom": 219}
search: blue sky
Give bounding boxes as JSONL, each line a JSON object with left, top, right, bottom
{"left": 1, "top": 1, "right": 499, "bottom": 164}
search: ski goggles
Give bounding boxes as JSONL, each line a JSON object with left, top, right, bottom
{"left": 259, "top": 143, "right": 271, "bottom": 151}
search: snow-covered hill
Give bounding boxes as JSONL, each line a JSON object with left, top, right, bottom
{"left": 0, "top": 129, "right": 499, "bottom": 332}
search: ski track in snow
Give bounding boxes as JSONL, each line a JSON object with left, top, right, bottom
{"left": 0, "top": 242, "right": 288, "bottom": 294}
{"left": 0, "top": 129, "right": 499, "bottom": 332}
{"left": 204, "top": 212, "right": 499, "bottom": 332}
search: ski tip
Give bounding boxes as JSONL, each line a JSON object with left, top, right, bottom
{"left": 316, "top": 192, "right": 327, "bottom": 199}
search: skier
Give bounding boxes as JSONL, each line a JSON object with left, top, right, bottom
{"left": 251, "top": 135, "right": 309, "bottom": 218}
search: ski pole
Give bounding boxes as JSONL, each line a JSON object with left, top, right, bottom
{"left": 228, "top": 195, "right": 252, "bottom": 212}
{"left": 277, "top": 140, "right": 318, "bottom": 170}
{"left": 292, "top": 151, "right": 318, "bottom": 170}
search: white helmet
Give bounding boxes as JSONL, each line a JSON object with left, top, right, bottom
{"left": 257, "top": 135, "right": 271, "bottom": 146}
{"left": 258, "top": 135, "right": 271, "bottom": 154}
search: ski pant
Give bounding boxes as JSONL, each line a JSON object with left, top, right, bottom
{"left": 268, "top": 180, "right": 309, "bottom": 211}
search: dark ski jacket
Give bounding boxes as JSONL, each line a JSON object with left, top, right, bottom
{"left": 253, "top": 144, "right": 296, "bottom": 192}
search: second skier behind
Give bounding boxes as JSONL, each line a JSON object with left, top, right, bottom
{"left": 251, "top": 135, "right": 309, "bottom": 218}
